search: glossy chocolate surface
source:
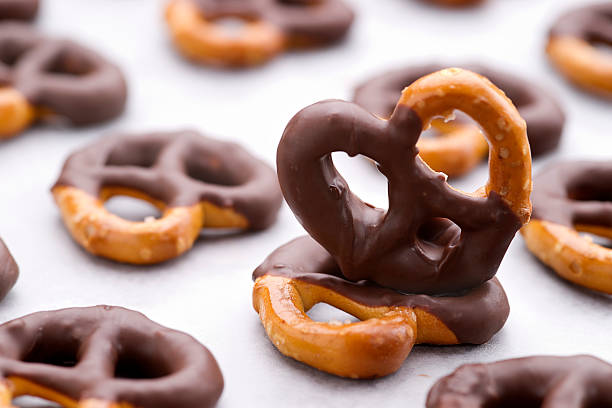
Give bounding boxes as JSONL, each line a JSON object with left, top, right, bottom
{"left": 277, "top": 100, "right": 522, "bottom": 295}
{"left": 353, "top": 63, "right": 565, "bottom": 156}
{"left": 427, "top": 355, "right": 612, "bottom": 407}
{"left": 550, "top": 3, "right": 612, "bottom": 46}
{"left": 253, "top": 236, "right": 509, "bottom": 344}
{"left": 0, "top": 23, "right": 126, "bottom": 125}
{"left": 0, "top": 306, "right": 223, "bottom": 407}
{"left": 54, "top": 130, "right": 283, "bottom": 230}
{"left": 0, "top": 238, "right": 17, "bottom": 302}
{"left": 531, "top": 160, "right": 612, "bottom": 229}
{"left": 0, "top": 0, "right": 38, "bottom": 20}
{"left": 193, "top": 0, "right": 354, "bottom": 45}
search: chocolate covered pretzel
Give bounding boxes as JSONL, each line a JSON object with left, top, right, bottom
{"left": 0, "top": 239, "right": 17, "bottom": 302}
{"left": 522, "top": 161, "right": 612, "bottom": 294}
{"left": 353, "top": 63, "right": 565, "bottom": 160}
{"left": 427, "top": 355, "right": 612, "bottom": 407}
{"left": 165, "top": 0, "right": 354, "bottom": 66}
{"left": 0, "top": 0, "right": 38, "bottom": 21}
{"left": 0, "top": 23, "right": 127, "bottom": 139}
{"left": 52, "top": 130, "right": 283, "bottom": 264}
{"left": 0, "top": 305, "right": 224, "bottom": 408}
{"left": 253, "top": 68, "right": 532, "bottom": 378}
{"left": 547, "top": 3, "right": 612, "bottom": 96}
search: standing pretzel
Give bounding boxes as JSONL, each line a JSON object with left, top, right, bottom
{"left": 52, "top": 130, "right": 282, "bottom": 264}
{"left": 0, "top": 23, "right": 127, "bottom": 139}
{"left": 0, "top": 306, "right": 224, "bottom": 408}
{"left": 279, "top": 68, "right": 531, "bottom": 295}
{"left": 0, "top": 239, "right": 17, "bottom": 302}
{"left": 165, "top": 0, "right": 354, "bottom": 66}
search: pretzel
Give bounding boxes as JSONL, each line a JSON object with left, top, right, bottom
{"left": 0, "top": 0, "right": 38, "bottom": 21}
{"left": 165, "top": 0, "right": 354, "bottom": 66}
{"left": 547, "top": 3, "right": 612, "bottom": 97}
{"left": 0, "top": 239, "right": 17, "bottom": 302}
{"left": 0, "top": 23, "right": 127, "bottom": 139}
{"left": 522, "top": 161, "right": 612, "bottom": 294}
{"left": 0, "top": 305, "right": 224, "bottom": 408}
{"left": 52, "top": 130, "right": 282, "bottom": 264}
{"left": 353, "top": 63, "right": 564, "bottom": 172}
{"left": 279, "top": 68, "right": 531, "bottom": 295}
{"left": 252, "top": 236, "right": 510, "bottom": 378}
{"left": 427, "top": 355, "right": 612, "bottom": 407}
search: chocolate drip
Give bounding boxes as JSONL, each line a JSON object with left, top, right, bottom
{"left": 277, "top": 100, "right": 521, "bottom": 295}
{"left": 0, "top": 0, "right": 38, "bottom": 21}
{"left": 427, "top": 355, "right": 612, "bottom": 407}
{"left": 531, "top": 160, "right": 612, "bottom": 229}
{"left": 549, "top": 3, "right": 612, "bottom": 46}
{"left": 193, "top": 0, "right": 354, "bottom": 45}
{"left": 253, "top": 236, "right": 509, "bottom": 344}
{"left": 0, "top": 23, "right": 126, "bottom": 125}
{"left": 0, "top": 306, "right": 223, "bottom": 408}
{"left": 54, "top": 130, "right": 283, "bottom": 230}
{"left": 353, "top": 63, "right": 565, "bottom": 156}
{"left": 0, "top": 238, "right": 17, "bottom": 302}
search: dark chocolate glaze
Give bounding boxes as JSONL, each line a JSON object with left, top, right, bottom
{"left": 277, "top": 100, "right": 522, "bottom": 295}
{"left": 193, "top": 0, "right": 354, "bottom": 45}
{"left": 0, "top": 306, "right": 223, "bottom": 408}
{"left": 54, "top": 130, "right": 283, "bottom": 230}
{"left": 0, "top": 0, "right": 38, "bottom": 21}
{"left": 0, "top": 238, "right": 17, "bottom": 302}
{"left": 531, "top": 160, "right": 612, "bottom": 229}
{"left": 353, "top": 63, "right": 565, "bottom": 156}
{"left": 549, "top": 3, "right": 612, "bottom": 46}
{"left": 253, "top": 236, "right": 509, "bottom": 344}
{"left": 426, "top": 355, "right": 612, "bottom": 407}
{"left": 0, "top": 23, "right": 126, "bottom": 125}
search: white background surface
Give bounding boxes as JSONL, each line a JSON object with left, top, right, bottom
{"left": 0, "top": 0, "right": 611, "bottom": 407}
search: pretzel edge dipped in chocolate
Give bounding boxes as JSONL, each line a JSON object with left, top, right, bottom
{"left": 0, "top": 239, "right": 17, "bottom": 302}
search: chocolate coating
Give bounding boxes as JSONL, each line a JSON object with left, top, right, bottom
{"left": 353, "top": 63, "right": 565, "bottom": 156}
{"left": 54, "top": 130, "right": 283, "bottom": 230}
{"left": 0, "top": 0, "right": 38, "bottom": 21}
{"left": 0, "top": 23, "right": 126, "bottom": 125}
{"left": 427, "top": 355, "right": 612, "bottom": 407}
{"left": 193, "top": 0, "right": 354, "bottom": 45}
{"left": 549, "top": 3, "right": 612, "bottom": 46}
{"left": 531, "top": 160, "right": 612, "bottom": 228}
{"left": 0, "top": 306, "right": 223, "bottom": 408}
{"left": 253, "top": 236, "right": 509, "bottom": 344}
{"left": 277, "top": 100, "right": 522, "bottom": 295}
{"left": 0, "top": 238, "right": 17, "bottom": 302}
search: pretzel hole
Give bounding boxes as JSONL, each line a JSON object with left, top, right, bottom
{"left": 212, "top": 17, "right": 252, "bottom": 36}
{"left": 0, "top": 47, "right": 29, "bottom": 67}
{"left": 483, "top": 395, "right": 543, "bottom": 408}
{"left": 306, "top": 302, "right": 360, "bottom": 325}
{"left": 104, "top": 195, "right": 162, "bottom": 222}
{"left": 44, "top": 50, "right": 94, "bottom": 77}
{"left": 416, "top": 218, "right": 461, "bottom": 262}
{"left": 332, "top": 152, "right": 389, "bottom": 209}
{"left": 114, "top": 344, "right": 172, "bottom": 379}
{"left": 13, "top": 396, "right": 61, "bottom": 407}
{"left": 22, "top": 337, "right": 80, "bottom": 368}
{"left": 105, "top": 143, "right": 164, "bottom": 168}
{"left": 186, "top": 158, "right": 246, "bottom": 187}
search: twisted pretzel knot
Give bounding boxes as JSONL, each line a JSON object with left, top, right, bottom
{"left": 427, "top": 355, "right": 612, "bottom": 408}
{"left": 0, "top": 23, "right": 126, "bottom": 138}
{"left": 0, "top": 306, "right": 224, "bottom": 408}
{"left": 278, "top": 68, "right": 531, "bottom": 295}
{"left": 165, "top": 0, "right": 354, "bottom": 66}
{"left": 52, "top": 130, "right": 282, "bottom": 264}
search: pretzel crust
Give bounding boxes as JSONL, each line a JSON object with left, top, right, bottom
{"left": 0, "top": 377, "right": 128, "bottom": 408}
{"left": 547, "top": 36, "right": 612, "bottom": 97}
{"left": 521, "top": 219, "right": 612, "bottom": 294}
{"left": 165, "top": 0, "right": 284, "bottom": 66}
{"left": 399, "top": 68, "right": 532, "bottom": 224}
{"left": 253, "top": 274, "right": 457, "bottom": 379}
{"left": 417, "top": 119, "right": 488, "bottom": 177}
{"left": 52, "top": 185, "right": 248, "bottom": 264}
{"left": 0, "top": 88, "right": 35, "bottom": 140}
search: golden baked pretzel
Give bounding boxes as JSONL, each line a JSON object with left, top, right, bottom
{"left": 522, "top": 161, "right": 612, "bottom": 294}
{"left": 165, "top": 0, "right": 354, "bottom": 66}
{"left": 52, "top": 130, "right": 282, "bottom": 264}
{"left": 252, "top": 237, "right": 510, "bottom": 379}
